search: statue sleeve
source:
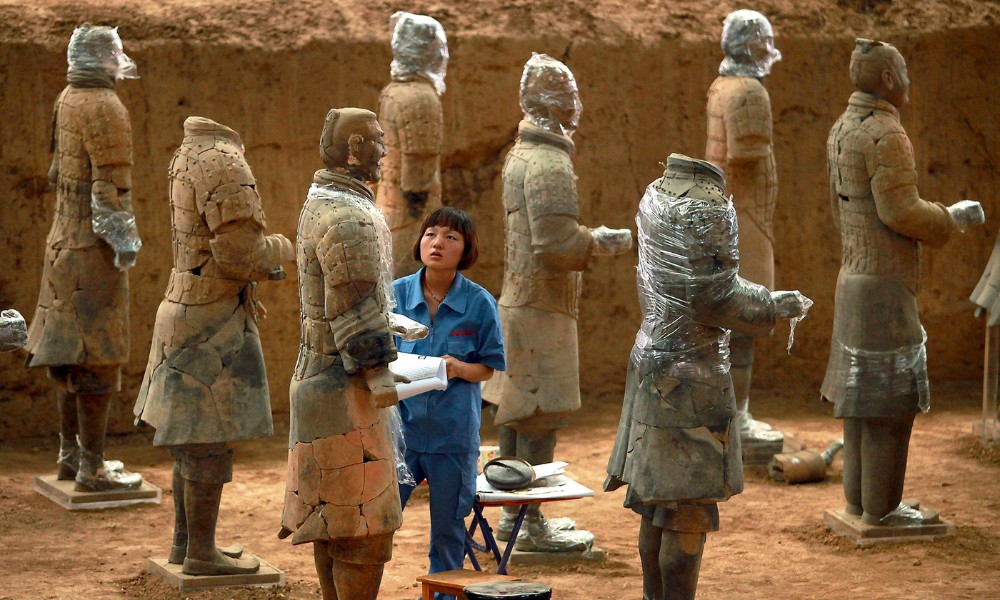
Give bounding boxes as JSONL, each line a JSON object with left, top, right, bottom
{"left": 82, "top": 94, "right": 141, "bottom": 269}
{"left": 724, "top": 81, "right": 772, "bottom": 163}
{"left": 202, "top": 156, "right": 285, "bottom": 281}
{"left": 316, "top": 206, "right": 396, "bottom": 374}
{"left": 398, "top": 88, "right": 443, "bottom": 193}
{"left": 870, "top": 128, "right": 953, "bottom": 248}
{"left": 523, "top": 154, "right": 594, "bottom": 272}
{"left": 684, "top": 200, "right": 777, "bottom": 336}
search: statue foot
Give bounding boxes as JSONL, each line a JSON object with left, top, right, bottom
{"left": 515, "top": 519, "right": 594, "bottom": 552}
{"left": 182, "top": 551, "right": 260, "bottom": 576}
{"left": 74, "top": 447, "right": 142, "bottom": 492}
{"left": 169, "top": 543, "right": 244, "bottom": 565}
{"left": 739, "top": 411, "right": 783, "bottom": 443}
{"left": 496, "top": 514, "right": 575, "bottom": 542}
{"left": 58, "top": 435, "right": 124, "bottom": 480}
{"left": 864, "top": 503, "right": 941, "bottom": 527}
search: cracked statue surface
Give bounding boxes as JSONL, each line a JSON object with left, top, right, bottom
{"left": 821, "top": 39, "right": 983, "bottom": 528}
{"left": 375, "top": 11, "right": 448, "bottom": 277}
{"left": 605, "top": 154, "right": 808, "bottom": 600}
{"left": 25, "top": 23, "right": 143, "bottom": 494}
{"left": 482, "top": 53, "right": 634, "bottom": 552}
{"left": 279, "top": 107, "right": 407, "bottom": 600}
{"left": 134, "top": 116, "right": 294, "bottom": 575}
{"left": 705, "top": 9, "right": 784, "bottom": 444}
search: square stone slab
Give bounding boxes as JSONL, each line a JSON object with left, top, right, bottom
{"left": 505, "top": 545, "right": 605, "bottom": 567}
{"left": 34, "top": 474, "right": 161, "bottom": 510}
{"left": 146, "top": 555, "right": 285, "bottom": 592}
{"left": 824, "top": 507, "right": 957, "bottom": 545}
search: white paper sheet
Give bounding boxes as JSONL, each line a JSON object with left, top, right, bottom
{"left": 389, "top": 352, "right": 448, "bottom": 400}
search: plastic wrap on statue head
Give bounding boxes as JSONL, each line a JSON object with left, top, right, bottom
{"left": 67, "top": 23, "right": 138, "bottom": 81}
{"left": 389, "top": 12, "right": 449, "bottom": 96}
{"left": 719, "top": 10, "right": 781, "bottom": 78}
{"left": 629, "top": 152, "right": 771, "bottom": 380}
{"left": 519, "top": 53, "right": 583, "bottom": 137}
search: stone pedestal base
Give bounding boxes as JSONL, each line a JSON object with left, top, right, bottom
{"left": 823, "top": 507, "right": 956, "bottom": 545}
{"left": 34, "top": 474, "right": 161, "bottom": 510}
{"left": 146, "top": 556, "right": 285, "bottom": 592}
{"left": 505, "top": 545, "right": 605, "bottom": 567}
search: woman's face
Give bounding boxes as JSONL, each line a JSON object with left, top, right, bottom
{"left": 420, "top": 225, "right": 465, "bottom": 271}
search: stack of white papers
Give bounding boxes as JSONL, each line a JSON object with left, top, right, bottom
{"left": 389, "top": 353, "right": 448, "bottom": 400}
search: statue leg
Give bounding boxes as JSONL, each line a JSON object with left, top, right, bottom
{"left": 74, "top": 392, "right": 142, "bottom": 491}
{"left": 516, "top": 428, "right": 556, "bottom": 521}
{"left": 168, "top": 457, "right": 188, "bottom": 564}
{"left": 842, "top": 418, "right": 863, "bottom": 515}
{"left": 321, "top": 535, "right": 392, "bottom": 600}
{"left": 860, "top": 414, "right": 915, "bottom": 525}
{"left": 638, "top": 517, "right": 663, "bottom": 600}
{"left": 313, "top": 541, "right": 338, "bottom": 600}
{"left": 330, "top": 559, "right": 384, "bottom": 600}
{"left": 730, "top": 334, "right": 780, "bottom": 441}
{"left": 180, "top": 446, "right": 259, "bottom": 575}
{"left": 657, "top": 530, "right": 705, "bottom": 600}
{"left": 56, "top": 386, "right": 79, "bottom": 480}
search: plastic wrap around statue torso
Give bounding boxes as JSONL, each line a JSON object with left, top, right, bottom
{"left": 630, "top": 180, "right": 738, "bottom": 383}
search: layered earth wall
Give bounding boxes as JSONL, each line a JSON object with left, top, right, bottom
{"left": 1, "top": 1, "right": 997, "bottom": 438}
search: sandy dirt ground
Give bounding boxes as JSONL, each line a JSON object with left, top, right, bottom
{"left": 1, "top": 379, "right": 999, "bottom": 599}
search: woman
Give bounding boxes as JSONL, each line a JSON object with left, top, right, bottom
{"left": 392, "top": 207, "right": 505, "bottom": 585}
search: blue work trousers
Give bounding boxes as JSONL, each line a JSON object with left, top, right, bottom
{"left": 399, "top": 449, "right": 478, "bottom": 600}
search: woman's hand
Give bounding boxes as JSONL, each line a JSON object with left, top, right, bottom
{"left": 442, "top": 355, "right": 495, "bottom": 383}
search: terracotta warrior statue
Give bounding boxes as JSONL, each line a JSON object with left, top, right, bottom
{"left": 821, "top": 39, "right": 983, "bottom": 526}
{"left": 705, "top": 9, "right": 783, "bottom": 445}
{"left": 375, "top": 11, "right": 448, "bottom": 276}
{"left": 278, "top": 108, "right": 407, "bottom": 600}
{"left": 482, "top": 53, "right": 633, "bottom": 552}
{"left": 606, "top": 154, "right": 808, "bottom": 600}
{"left": 134, "top": 116, "right": 294, "bottom": 575}
{"left": 25, "top": 24, "right": 143, "bottom": 492}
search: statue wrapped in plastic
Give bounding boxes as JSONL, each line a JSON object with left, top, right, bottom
{"left": 134, "top": 116, "right": 294, "bottom": 575}
{"left": 25, "top": 23, "right": 143, "bottom": 493}
{"left": 279, "top": 108, "right": 408, "bottom": 600}
{"left": 606, "top": 154, "right": 808, "bottom": 600}
{"left": 821, "top": 39, "right": 984, "bottom": 527}
{"left": 482, "top": 53, "right": 633, "bottom": 552}
{"left": 375, "top": 11, "right": 448, "bottom": 276}
{"left": 705, "top": 9, "right": 783, "bottom": 446}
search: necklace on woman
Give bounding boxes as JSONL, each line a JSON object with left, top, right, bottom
{"left": 424, "top": 282, "right": 447, "bottom": 304}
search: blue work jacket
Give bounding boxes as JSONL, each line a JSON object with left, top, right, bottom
{"left": 392, "top": 269, "right": 506, "bottom": 454}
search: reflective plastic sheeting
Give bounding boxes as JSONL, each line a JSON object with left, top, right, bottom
{"left": 389, "top": 12, "right": 448, "bottom": 95}
{"left": 519, "top": 53, "right": 583, "bottom": 137}
{"left": 630, "top": 155, "right": 774, "bottom": 382}
{"left": 67, "top": 24, "right": 138, "bottom": 80}
{"left": 719, "top": 10, "right": 781, "bottom": 78}
{"left": 306, "top": 183, "right": 397, "bottom": 311}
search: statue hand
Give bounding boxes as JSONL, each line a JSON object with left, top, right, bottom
{"left": 590, "top": 226, "right": 633, "bottom": 256}
{"left": 948, "top": 200, "right": 985, "bottom": 231}
{"left": 363, "top": 366, "right": 409, "bottom": 408}
{"left": 772, "top": 290, "right": 811, "bottom": 320}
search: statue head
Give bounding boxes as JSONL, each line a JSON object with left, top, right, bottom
{"left": 67, "top": 23, "right": 138, "bottom": 80}
{"left": 389, "top": 12, "right": 449, "bottom": 95}
{"left": 850, "top": 39, "right": 909, "bottom": 108}
{"left": 319, "top": 108, "right": 386, "bottom": 183}
{"left": 519, "top": 53, "right": 582, "bottom": 137}
{"left": 719, "top": 10, "right": 781, "bottom": 78}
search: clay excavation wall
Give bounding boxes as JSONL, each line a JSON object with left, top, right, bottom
{"left": 1, "top": 19, "right": 997, "bottom": 439}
